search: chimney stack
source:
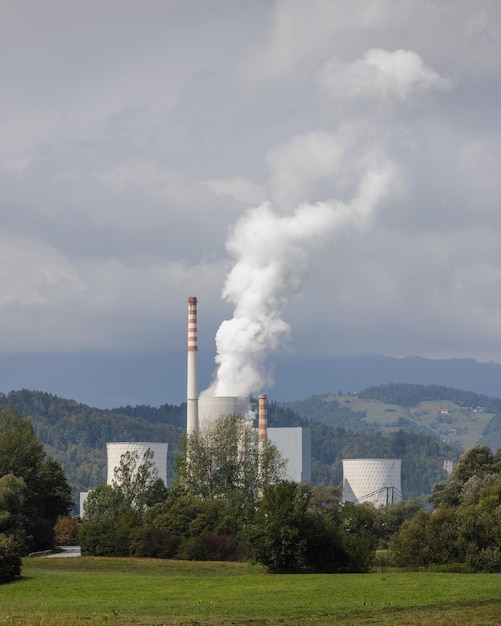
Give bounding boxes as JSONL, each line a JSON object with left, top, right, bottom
{"left": 258, "top": 394, "right": 268, "bottom": 446}
{"left": 186, "top": 296, "right": 198, "bottom": 434}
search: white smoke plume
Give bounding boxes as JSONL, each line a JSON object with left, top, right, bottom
{"left": 203, "top": 46, "right": 451, "bottom": 398}
{"left": 204, "top": 157, "right": 400, "bottom": 398}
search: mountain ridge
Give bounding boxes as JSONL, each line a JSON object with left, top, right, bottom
{"left": 2, "top": 352, "right": 501, "bottom": 409}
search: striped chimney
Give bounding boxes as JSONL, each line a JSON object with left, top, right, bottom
{"left": 258, "top": 394, "right": 268, "bottom": 445}
{"left": 186, "top": 296, "right": 198, "bottom": 434}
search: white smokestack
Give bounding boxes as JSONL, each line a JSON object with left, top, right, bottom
{"left": 186, "top": 296, "right": 198, "bottom": 433}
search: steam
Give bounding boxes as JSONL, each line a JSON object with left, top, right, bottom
{"left": 204, "top": 158, "right": 400, "bottom": 397}
{"left": 203, "top": 46, "right": 446, "bottom": 397}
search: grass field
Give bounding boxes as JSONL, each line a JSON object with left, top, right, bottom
{"left": 1, "top": 557, "right": 501, "bottom": 625}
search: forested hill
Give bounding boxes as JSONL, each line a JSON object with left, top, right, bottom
{"left": 358, "top": 383, "right": 501, "bottom": 412}
{"left": 284, "top": 383, "right": 501, "bottom": 452}
{"left": 0, "top": 389, "right": 465, "bottom": 510}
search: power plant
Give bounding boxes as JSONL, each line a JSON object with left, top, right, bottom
{"left": 82, "top": 297, "right": 415, "bottom": 516}
{"left": 185, "top": 296, "right": 311, "bottom": 483}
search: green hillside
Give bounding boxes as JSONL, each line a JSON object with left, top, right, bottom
{"left": 284, "top": 383, "right": 501, "bottom": 451}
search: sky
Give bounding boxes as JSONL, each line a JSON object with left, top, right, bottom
{"left": 1, "top": 1, "right": 501, "bottom": 407}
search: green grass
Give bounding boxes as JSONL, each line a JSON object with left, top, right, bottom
{"left": 1, "top": 558, "right": 501, "bottom": 625}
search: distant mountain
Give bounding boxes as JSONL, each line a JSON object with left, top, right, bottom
{"left": 1, "top": 351, "right": 501, "bottom": 410}
{"left": 270, "top": 354, "right": 501, "bottom": 402}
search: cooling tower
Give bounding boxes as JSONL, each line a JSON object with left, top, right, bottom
{"left": 106, "top": 442, "right": 168, "bottom": 485}
{"left": 343, "top": 458, "right": 402, "bottom": 506}
{"left": 198, "top": 396, "right": 250, "bottom": 429}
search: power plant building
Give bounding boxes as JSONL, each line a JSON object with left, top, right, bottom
{"left": 343, "top": 458, "right": 402, "bottom": 507}
{"left": 267, "top": 427, "right": 311, "bottom": 482}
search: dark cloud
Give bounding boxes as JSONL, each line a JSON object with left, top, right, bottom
{"left": 0, "top": 0, "right": 500, "bottom": 378}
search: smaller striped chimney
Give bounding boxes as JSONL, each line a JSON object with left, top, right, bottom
{"left": 186, "top": 297, "right": 198, "bottom": 434}
{"left": 258, "top": 394, "right": 268, "bottom": 446}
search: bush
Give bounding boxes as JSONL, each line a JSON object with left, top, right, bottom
{"left": 129, "top": 527, "right": 181, "bottom": 559}
{"left": 180, "top": 532, "right": 241, "bottom": 562}
{"left": 0, "top": 533, "right": 22, "bottom": 583}
{"left": 54, "top": 516, "right": 80, "bottom": 545}
{"left": 467, "top": 545, "right": 501, "bottom": 573}
{"left": 79, "top": 520, "right": 131, "bottom": 557}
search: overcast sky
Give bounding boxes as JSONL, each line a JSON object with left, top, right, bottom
{"left": 2, "top": 1, "right": 501, "bottom": 404}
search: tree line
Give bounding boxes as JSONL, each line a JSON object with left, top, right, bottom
{"left": 358, "top": 382, "right": 501, "bottom": 412}
{"left": 390, "top": 444, "right": 501, "bottom": 571}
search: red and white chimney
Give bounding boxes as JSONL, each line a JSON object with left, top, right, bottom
{"left": 258, "top": 393, "right": 268, "bottom": 448}
{"left": 186, "top": 296, "right": 198, "bottom": 434}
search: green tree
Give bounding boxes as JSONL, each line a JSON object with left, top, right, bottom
{"left": 340, "top": 503, "right": 378, "bottom": 572}
{"left": 0, "top": 474, "right": 26, "bottom": 539}
{"left": 430, "top": 445, "right": 497, "bottom": 508}
{"left": 376, "top": 498, "right": 423, "bottom": 547}
{"left": 0, "top": 407, "right": 72, "bottom": 552}
{"left": 111, "top": 448, "right": 161, "bottom": 516}
{"left": 251, "top": 481, "right": 312, "bottom": 573}
{"left": 177, "top": 414, "right": 286, "bottom": 514}
{"left": 0, "top": 533, "right": 22, "bottom": 583}
{"left": 80, "top": 448, "right": 166, "bottom": 556}
{"left": 389, "top": 509, "right": 431, "bottom": 568}
{"left": 250, "top": 481, "right": 352, "bottom": 574}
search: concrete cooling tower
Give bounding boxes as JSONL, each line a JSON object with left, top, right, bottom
{"left": 343, "top": 458, "right": 402, "bottom": 507}
{"left": 106, "top": 442, "right": 168, "bottom": 485}
{"left": 198, "top": 396, "right": 251, "bottom": 430}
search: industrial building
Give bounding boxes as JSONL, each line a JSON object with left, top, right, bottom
{"left": 186, "top": 296, "right": 311, "bottom": 483}
{"left": 342, "top": 458, "right": 402, "bottom": 507}
{"left": 268, "top": 427, "right": 311, "bottom": 482}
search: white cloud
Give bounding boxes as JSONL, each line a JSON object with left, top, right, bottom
{"left": 317, "top": 49, "right": 452, "bottom": 108}
{"left": 201, "top": 177, "right": 266, "bottom": 206}
{"left": 0, "top": 240, "right": 84, "bottom": 312}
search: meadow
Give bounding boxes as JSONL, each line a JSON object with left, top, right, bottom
{"left": 1, "top": 557, "right": 501, "bottom": 625}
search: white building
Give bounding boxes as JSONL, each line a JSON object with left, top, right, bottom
{"left": 343, "top": 458, "right": 402, "bottom": 506}
{"left": 268, "top": 427, "right": 311, "bottom": 483}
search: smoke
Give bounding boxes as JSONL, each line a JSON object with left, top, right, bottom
{"left": 202, "top": 46, "right": 451, "bottom": 398}
{"left": 204, "top": 157, "right": 400, "bottom": 398}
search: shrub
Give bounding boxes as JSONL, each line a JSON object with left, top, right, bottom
{"left": 0, "top": 533, "right": 22, "bottom": 583}
{"left": 54, "top": 516, "right": 80, "bottom": 545}
{"left": 79, "top": 520, "right": 131, "bottom": 557}
{"left": 129, "top": 527, "right": 181, "bottom": 559}
{"left": 180, "top": 532, "right": 241, "bottom": 562}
